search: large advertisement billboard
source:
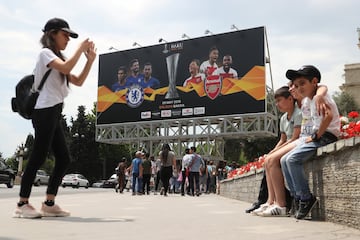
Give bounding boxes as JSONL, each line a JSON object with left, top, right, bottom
{"left": 97, "top": 26, "right": 265, "bottom": 125}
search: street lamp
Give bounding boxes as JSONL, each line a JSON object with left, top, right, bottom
{"left": 73, "top": 133, "right": 85, "bottom": 138}
{"left": 357, "top": 28, "right": 360, "bottom": 49}
{"left": 108, "top": 46, "right": 119, "bottom": 51}
{"left": 16, "top": 144, "right": 27, "bottom": 176}
{"left": 73, "top": 133, "right": 85, "bottom": 162}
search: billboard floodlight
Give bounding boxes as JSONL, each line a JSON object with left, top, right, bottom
{"left": 159, "top": 38, "right": 168, "bottom": 43}
{"left": 204, "top": 29, "right": 213, "bottom": 35}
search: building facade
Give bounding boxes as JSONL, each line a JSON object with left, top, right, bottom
{"left": 341, "top": 63, "right": 360, "bottom": 107}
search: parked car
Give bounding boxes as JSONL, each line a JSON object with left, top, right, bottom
{"left": 33, "top": 169, "right": 49, "bottom": 186}
{"left": 103, "top": 174, "right": 118, "bottom": 188}
{"left": 91, "top": 180, "right": 106, "bottom": 188}
{"left": 61, "top": 174, "right": 89, "bottom": 188}
{"left": 0, "top": 160, "right": 15, "bottom": 188}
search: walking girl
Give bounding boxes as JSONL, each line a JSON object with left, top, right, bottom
{"left": 14, "top": 18, "right": 96, "bottom": 218}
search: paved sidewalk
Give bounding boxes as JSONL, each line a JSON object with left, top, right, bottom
{"left": 1, "top": 189, "right": 359, "bottom": 240}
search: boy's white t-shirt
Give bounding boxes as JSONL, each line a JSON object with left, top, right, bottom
{"left": 33, "top": 48, "right": 69, "bottom": 109}
{"left": 310, "top": 93, "right": 340, "bottom": 137}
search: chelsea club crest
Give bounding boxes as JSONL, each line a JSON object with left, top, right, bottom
{"left": 126, "top": 84, "right": 144, "bottom": 108}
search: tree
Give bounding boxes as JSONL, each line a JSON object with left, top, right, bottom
{"left": 333, "top": 91, "right": 360, "bottom": 116}
{"left": 67, "top": 104, "right": 131, "bottom": 183}
{"left": 225, "top": 136, "right": 277, "bottom": 166}
{"left": 68, "top": 106, "right": 96, "bottom": 180}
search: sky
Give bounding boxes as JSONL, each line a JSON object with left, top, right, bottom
{"left": 1, "top": 0, "right": 359, "bottom": 159}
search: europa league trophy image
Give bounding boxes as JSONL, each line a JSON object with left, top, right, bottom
{"left": 165, "top": 53, "right": 180, "bottom": 99}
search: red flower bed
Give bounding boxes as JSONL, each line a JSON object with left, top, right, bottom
{"left": 340, "top": 111, "right": 360, "bottom": 139}
{"left": 227, "top": 156, "right": 265, "bottom": 179}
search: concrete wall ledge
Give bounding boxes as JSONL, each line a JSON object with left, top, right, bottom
{"left": 220, "top": 136, "right": 360, "bottom": 230}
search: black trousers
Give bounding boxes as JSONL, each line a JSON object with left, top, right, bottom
{"left": 257, "top": 171, "right": 292, "bottom": 209}
{"left": 160, "top": 166, "right": 172, "bottom": 194}
{"left": 142, "top": 174, "right": 151, "bottom": 193}
{"left": 20, "top": 103, "right": 71, "bottom": 198}
{"left": 188, "top": 171, "right": 200, "bottom": 195}
{"left": 257, "top": 172, "right": 268, "bottom": 204}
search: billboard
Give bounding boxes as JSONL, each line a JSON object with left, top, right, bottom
{"left": 97, "top": 26, "right": 265, "bottom": 125}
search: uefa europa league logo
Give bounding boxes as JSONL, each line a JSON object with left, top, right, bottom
{"left": 165, "top": 53, "right": 180, "bottom": 99}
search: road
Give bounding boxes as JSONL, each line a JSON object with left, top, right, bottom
{"left": 1, "top": 185, "right": 359, "bottom": 240}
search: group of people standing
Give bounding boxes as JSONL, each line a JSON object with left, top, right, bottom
{"left": 115, "top": 144, "right": 219, "bottom": 197}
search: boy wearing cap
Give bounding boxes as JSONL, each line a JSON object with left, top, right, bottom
{"left": 280, "top": 65, "right": 340, "bottom": 219}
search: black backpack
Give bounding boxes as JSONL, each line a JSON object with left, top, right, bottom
{"left": 11, "top": 70, "right": 51, "bottom": 119}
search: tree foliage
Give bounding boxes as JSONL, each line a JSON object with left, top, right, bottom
{"left": 333, "top": 91, "right": 360, "bottom": 116}
{"left": 66, "top": 105, "right": 130, "bottom": 183}
{"left": 225, "top": 136, "right": 278, "bottom": 166}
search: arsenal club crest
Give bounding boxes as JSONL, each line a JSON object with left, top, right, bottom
{"left": 205, "top": 75, "right": 222, "bottom": 100}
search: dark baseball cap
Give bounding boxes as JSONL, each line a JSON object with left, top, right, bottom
{"left": 286, "top": 65, "right": 321, "bottom": 82}
{"left": 43, "top": 18, "right": 78, "bottom": 38}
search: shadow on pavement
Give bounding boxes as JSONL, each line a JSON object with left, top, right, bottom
{"left": 39, "top": 216, "right": 135, "bottom": 223}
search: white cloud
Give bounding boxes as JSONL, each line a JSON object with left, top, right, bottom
{"left": 1, "top": 0, "right": 360, "bottom": 158}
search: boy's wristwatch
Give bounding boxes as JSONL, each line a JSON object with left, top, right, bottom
{"left": 311, "top": 132, "right": 320, "bottom": 142}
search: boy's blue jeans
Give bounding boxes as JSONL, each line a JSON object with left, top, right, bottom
{"left": 280, "top": 134, "right": 337, "bottom": 200}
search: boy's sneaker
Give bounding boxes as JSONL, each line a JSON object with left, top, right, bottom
{"left": 13, "top": 203, "right": 42, "bottom": 219}
{"left": 252, "top": 202, "right": 271, "bottom": 215}
{"left": 296, "top": 195, "right": 318, "bottom": 219}
{"left": 289, "top": 198, "right": 300, "bottom": 216}
{"left": 41, "top": 203, "right": 70, "bottom": 217}
{"left": 245, "top": 201, "right": 261, "bottom": 213}
{"left": 260, "top": 205, "right": 288, "bottom": 217}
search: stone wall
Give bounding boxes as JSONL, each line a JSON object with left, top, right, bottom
{"left": 220, "top": 137, "right": 360, "bottom": 230}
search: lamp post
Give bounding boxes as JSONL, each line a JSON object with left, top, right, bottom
{"left": 73, "top": 133, "right": 85, "bottom": 162}
{"left": 16, "top": 144, "right": 27, "bottom": 176}
{"left": 357, "top": 28, "right": 360, "bottom": 49}
{"left": 15, "top": 144, "right": 27, "bottom": 184}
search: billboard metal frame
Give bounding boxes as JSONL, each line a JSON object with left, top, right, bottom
{"left": 95, "top": 27, "right": 278, "bottom": 159}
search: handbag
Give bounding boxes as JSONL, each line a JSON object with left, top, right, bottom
{"left": 185, "top": 167, "right": 190, "bottom": 177}
{"left": 177, "top": 171, "right": 183, "bottom": 182}
{"left": 11, "top": 69, "right": 51, "bottom": 119}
